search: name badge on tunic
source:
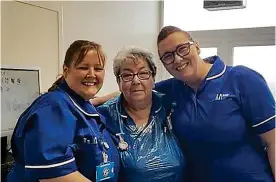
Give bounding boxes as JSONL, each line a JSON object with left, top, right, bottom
{"left": 96, "top": 152, "right": 115, "bottom": 181}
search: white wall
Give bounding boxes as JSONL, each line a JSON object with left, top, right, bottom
{"left": 164, "top": 0, "right": 276, "bottom": 31}
{"left": 23, "top": 1, "right": 164, "bottom": 96}
{"left": 2, "top": 0, "right": 163, "bottom": 144}
{"left": 62, "top": 1, "right": 163, "bottom": 95}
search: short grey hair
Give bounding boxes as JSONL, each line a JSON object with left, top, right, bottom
{"left": 113, "top": 46, "right": 157, "bottom": 80}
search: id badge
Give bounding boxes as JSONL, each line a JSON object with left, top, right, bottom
{"left": 96, "top": 162, "right": 115, "bottom": 181}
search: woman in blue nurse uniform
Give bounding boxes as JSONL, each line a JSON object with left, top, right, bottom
{"left": 156, "top": 26, "right": 275, "bottom": 182}
{"left": 7, "top": 40, "right": 120, "bottom": 182}
{"left": 97, "top": 46, "right": 185, "bottom": 182}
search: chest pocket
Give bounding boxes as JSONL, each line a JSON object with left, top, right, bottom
{"left": 74, "top": 116, "right": 105, "bottom": 178}
{"left": 209, "top": 95, "right": 239, "bottom": 116}
{"left": 78, "top": 132, "right": 101, "bottom": 155}
{"left": 206, "top": 95, "right": 247, "bottom": 142}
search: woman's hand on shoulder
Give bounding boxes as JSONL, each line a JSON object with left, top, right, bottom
{"left": 90, "top": 91, "right": 121, "bottom": 106}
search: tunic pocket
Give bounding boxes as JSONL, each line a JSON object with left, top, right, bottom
{"left": 75, "top": 135, "right": 103, "bottom": 179}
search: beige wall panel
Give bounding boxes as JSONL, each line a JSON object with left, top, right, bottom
{"left": 2, "top": 1, "right": 59, "bottom": 92}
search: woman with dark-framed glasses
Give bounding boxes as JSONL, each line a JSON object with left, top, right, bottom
{"left": 96, "top": 46, "right": 186, "bottom": 182}
{"left": 156, "top": 25, "right": 275, "bottom": 182}
{"left": 91, "top": 26, "right": 275, "bottom": 181}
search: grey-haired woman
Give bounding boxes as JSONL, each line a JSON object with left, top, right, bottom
{"left": 97, "top": 46, "right": 186, "bottom": 182}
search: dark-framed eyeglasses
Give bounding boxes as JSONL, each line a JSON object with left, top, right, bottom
{"left": 119, "top": 70, "right": 152, "bottom": 82}
{"left": 160, "top": 41, "right": 194, "bottom": 65}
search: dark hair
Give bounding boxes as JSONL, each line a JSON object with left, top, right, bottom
{"left": 157, "top": 25, "right": 193, "bottom": 46}
{"left": 48, "top": 40, "right": 105, "bottom": 91}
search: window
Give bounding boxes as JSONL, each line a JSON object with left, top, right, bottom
{"left": 233, "top": 45, "right": 276, "bottom": 98}
{"left": 200, "top": 47, "right": 217, "bottom": 59}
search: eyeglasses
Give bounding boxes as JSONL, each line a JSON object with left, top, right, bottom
{"left": 160, "top": 42, "right": 194, "bottom": 65}
{"left": 119, "top": 70, "right": 152, "bottom": 82}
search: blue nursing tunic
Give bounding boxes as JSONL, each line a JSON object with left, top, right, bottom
{"left": 155, "top": 56, "right": 275, "bottom": 182}
{"left": 7, "top": 79, "right": 120, "bottom": 182}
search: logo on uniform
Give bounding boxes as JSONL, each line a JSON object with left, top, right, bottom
{"left": 215, "top": 93, "right": 230, "bottom": 100}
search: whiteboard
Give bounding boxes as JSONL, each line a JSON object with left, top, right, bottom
{"left": 1, "top": 67, "right": 40, "bottom": 137}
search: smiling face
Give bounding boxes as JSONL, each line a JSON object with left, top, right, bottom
{"left": 158, "top": 31, "right": 201, "bottom": 83}
{"left": 64, "top": 50, "right": 105, "bottom": 100}
{"left": 118, "top": 58, "right": 154, "bottom": 105}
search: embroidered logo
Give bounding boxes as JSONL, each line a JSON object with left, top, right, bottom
{"left": 215, "top": 93, "right": 230, "bottom": 100}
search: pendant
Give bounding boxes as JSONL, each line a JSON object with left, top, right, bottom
{"left": 117, "top": 135, "right": 128, "bottom": 151}
{"left": 118, "top": 141, "right": 128, "bottom": 151}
